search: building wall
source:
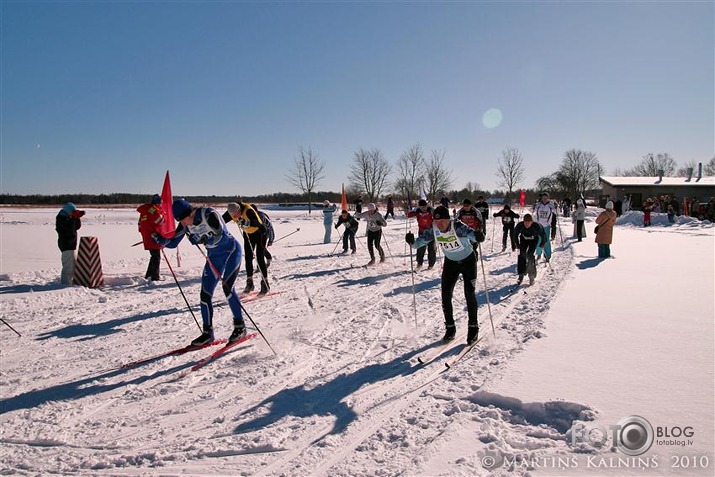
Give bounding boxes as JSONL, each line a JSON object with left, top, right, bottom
{"left": 601, "top": 185, "right": 715, "bottom": 209}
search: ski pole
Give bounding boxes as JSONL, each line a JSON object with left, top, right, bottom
{"left": 162, "top": 249, "right": 202, "bottom": 332}
{"left": 490, "top": 219, "right": 496, "bottom": 253}
{"left": 195, "top": 245, "right": 277, "bottom": 356}
{"left": 381, "top": 230, "right": 396, "bottom": 266}
{"left": 477, "top": 242, "right": 496, "bottom": 338}
{"left": 0, "top": 318, "right": 21, "bottom": 337}
{"left": 408, "top": 243, "right": 418, "bottom": 328}
{"left": 131, "top": 240, "right": 143, "bottom": 247}
{"left": 273, "top": 228, "right": 300, "bottom": 244}
{"left": 330, "top": 228, "right": 345, "bottom": 256}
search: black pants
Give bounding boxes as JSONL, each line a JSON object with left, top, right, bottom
{"left": 367, "top": 229, "right": 385, "bottom": 260}
{"left": 243, "top": 231, "right": 268, "bottom": 284}
{"left": 517, "top": 240, "right": 538, "bottom": 278}
{"left": 441, "top": 253, "right": 478, "bottom": 328}
{"left": 502, "top": 225, "right": 516, "bottom": 250}
{"left": 342, "top": 226, "right": 357, "bottom": 251}
{"left": 385, "top": 208, "right": 395, "bottom": 218}
{"left": 145, "top": 249, "right": 161, "bottom": 280}
{"left": 576, "top": 220, "right": 584, "bottom": 241}
{"left": 416, "top": 240, "right": 436, "bottom": 267}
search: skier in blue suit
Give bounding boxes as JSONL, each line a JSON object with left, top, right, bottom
{"left": 153, "top": 199, "right": 247, "bottom": 346}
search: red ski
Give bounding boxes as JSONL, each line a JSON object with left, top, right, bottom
{"left": 120, "top": 340, "right": 227, "bottom": 369}
{"left": 177, "top": 333, "right": 258, "bottom": 378}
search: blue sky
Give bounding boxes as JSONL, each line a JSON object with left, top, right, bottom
{"left": 1, "top": 1, "right": 713, "bottom": 197}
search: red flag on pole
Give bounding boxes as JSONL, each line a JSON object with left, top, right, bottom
{"left": 158, "top": 170, "right": 175, "bottom": 238}
{"left": 341, "top": 183, "right": 348, "bottom": 212}
{"left": 519, "top": 189, "right": 526, "bottom": 207}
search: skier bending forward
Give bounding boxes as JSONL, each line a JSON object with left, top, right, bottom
{"left": 405, "top": 205, "right": 485, "bottom": 345}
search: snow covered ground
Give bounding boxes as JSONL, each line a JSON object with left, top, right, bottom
{"left": 0, "top": 205, "right": 713, "bottom": 476}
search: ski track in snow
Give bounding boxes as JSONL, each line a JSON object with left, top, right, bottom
{"left": 1, "top": 207, "right": 710, "bottom": 476}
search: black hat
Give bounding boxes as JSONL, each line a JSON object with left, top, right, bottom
{"left": 418, "top": 199, "right": 427, "bottom": 206}
{"left": 433, "top": 205, "right": 450, "bottom": 220}
{"left": 462, "top": 198, "right": 472, "bottom": 205}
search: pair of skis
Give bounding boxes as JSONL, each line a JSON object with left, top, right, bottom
{"left": 415, "top": 334, "right": 484, "bottom": 370}
{"left": 118, "top": 333, "right": 257, "bottom": 376}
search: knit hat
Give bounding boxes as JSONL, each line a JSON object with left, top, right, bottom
{"left": 151, "top": 194, "right": 161, "bottom": 205}
{"left": 418, "top": 199, "right": 428, "bottom": 207}
{"left": 227, "top": 202, "right": 241, "bottom": 216}
{"left": 172, "top": 199, "right": 193, "bottom": 221}
{"left": 433, "top": 205, "right": 450, "bottom": 220}
{"left": 61, "top": 202, "right": 76, "bottom": 215}
{"left": 605, "top": 201, "right": 614, "bottom": 210}
{"left": 323, "top": 200, "right": 330, "bottom": 206}
{"left": 462, "top": 198, "right": 472, "bottom": 205}
{"left": 367, "top": 203, "right": 376, "bottom": 210}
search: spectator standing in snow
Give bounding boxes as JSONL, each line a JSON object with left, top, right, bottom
{"left": 405, "top": 206, "right": 485, "bottom": 344}
{"left": 137, "top": 194, "right": 165, "bottom": 281}
{"left": 355, "top": 203, "right": 387, "bottom": 265}
{"left": 574, "top": 198, "right": 586, "bottom": 242}
{"left": 440, "top": 195, "right": 450, "bottom": 209}
{"left": 322, "top": 200, "right": 337, "bottom": 244}
{"left": 353, "top": 195, "right": 363, "bottom": 214}
{"left": 407, "top": 199, "right": 436, "bottom": 269}
{"left": 595, "top": 201, "right": 617, "bottom": 258}
{"left": 55, "top": 202, "right": 84, "bottom": 285}
{"left": 335, "top": 209, "right": 359, "bottom": 254}
{"left": 385, "top": 194, "right": 395, "bottom": 219}
{"left": 514, "top": 213, "right": 546, "bottom": 286}
{"left": 493, "top": 204, "right": 520, "bottom": 252}
{"left": 153, "top": 199, "right": 247, "bottom": 346}
{"left": 643, "top": 200, "right": 652, "bottom": 227}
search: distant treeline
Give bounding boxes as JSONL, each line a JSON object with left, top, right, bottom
{"left": 0, "top": 191, "right": 344, "bottom": 206}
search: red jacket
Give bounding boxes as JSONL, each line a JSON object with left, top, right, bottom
{"left": 137, "top": 203, "right": 165, "bottom": 250}
{"left": 407, "top": 206, "right": 433, "bottom": 233}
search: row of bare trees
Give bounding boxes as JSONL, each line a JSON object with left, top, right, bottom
{"left": 287, "top": 144, "right": 714, "bottom": 212}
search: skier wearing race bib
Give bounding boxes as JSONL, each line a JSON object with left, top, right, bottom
{"left": 153, "top": 199, "right": 246, "bottom": 347}
{"left": 405, "top": 205, "right": 485, "bottom": 345}
{"left": 533, "top": 192, "right": 557, "bottom": 262}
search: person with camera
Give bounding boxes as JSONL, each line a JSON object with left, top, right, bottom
{"left": 55, "top": 202, "right": 85, "bottom": 285}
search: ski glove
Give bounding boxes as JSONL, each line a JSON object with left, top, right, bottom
{"left": 188, "top": 233, "right": 205, "bottom": 245}
{"left": 405, "top": 232, "right": 415, "bottom": 245}
{"left": 152, "top": 233, "right": 168, "bottom": 246}
{"left": 71, "top": 210, "right": 86, "bottom": 218}
{"left": 475, "top": 231, "right": 485, "bottom": 243}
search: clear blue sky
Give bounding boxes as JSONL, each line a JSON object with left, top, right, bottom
{"left": 1, "top": 1, "right": 713, "bottom": 197}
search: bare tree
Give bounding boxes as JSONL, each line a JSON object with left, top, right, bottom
{"left": 395, "top": 144, "right": 426, "bottom": 209}
{"left": 676, "top": 159, "right": 698, "bottom": 177}
{"left": 557, "top": 149, "right": 602, "bottom": 198}
{"left": 705, "top": 156, "right": 715, "bottom": 176}
{"left": 495, "top": 147, "right": 525, "bottom": 201}
{"left": 628, "top": 153, "right": 677, "bottom": 176}
{"left": 286, "top": 146, "right": 325, "bottom": 214}
{"left": 424, "top": 149, "right": 453, "bottom": 204}
{"left": 349, "top": 147, "right": 391, "bottom": 202}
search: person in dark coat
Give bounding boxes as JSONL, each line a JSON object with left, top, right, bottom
{"left": 55, "top": 202, "right": 84, "bottom": 285}
{"left": 335, "top": 210, "right": 359, "bottom": 254}
{"left": 514, "top": 213, "right": 546, "bottom": 286}
{"left": 493, "top": 204, "right": 520, "bottom": 252}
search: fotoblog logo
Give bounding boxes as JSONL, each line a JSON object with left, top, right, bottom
{"left": 572, "top": 415, "right": 655, "bottom": 456}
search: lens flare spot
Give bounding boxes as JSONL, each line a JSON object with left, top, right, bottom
{"left": 482, "top": 108, "right": 503, "bottom": 129}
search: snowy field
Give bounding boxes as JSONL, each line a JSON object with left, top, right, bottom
{"left": 0, "top": 204, "right": 713, "bottom": 477}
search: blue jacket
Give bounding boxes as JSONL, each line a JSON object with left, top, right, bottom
{"left": 159, "top": 207, "right": 235, "bottom": 253}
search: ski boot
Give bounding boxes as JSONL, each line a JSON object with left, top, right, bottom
{"left": 191, "top": 327, "right": 215, "bottom": 347}
{"left": 467, "top": 324, "right": 479, "bottom": 345}
{"left": 442, "top": 325, "right": 456, "bottom": 342}
{"left": 228, "top": 321, "right": 247, "bottom": 344}
{"left": 242, "top": 278, "right": 254, "bottom": 294}
{"left": 258, "top": 280, "right": 270, "bottom": 297}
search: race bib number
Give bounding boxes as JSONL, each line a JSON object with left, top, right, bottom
{"left": 435, "top": 228, "right": 465, "bottom": 253}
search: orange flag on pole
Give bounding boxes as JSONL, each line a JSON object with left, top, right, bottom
{"left": 341, "top": 183, "right": 348, "bottom": 212}
{"left": 158, "top": 170, "right": 175, "bottom": 238}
